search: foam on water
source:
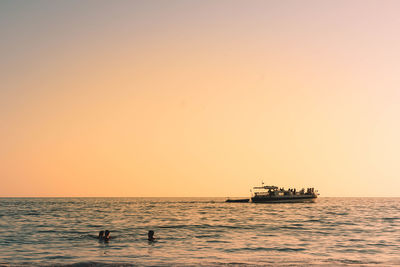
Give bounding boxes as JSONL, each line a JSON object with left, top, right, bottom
{"left": 1, "top": 197, "right": 400, "bottom": 266}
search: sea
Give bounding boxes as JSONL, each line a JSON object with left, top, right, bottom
{"left": 0, "top": 197, "right": 399, "bottom": 266}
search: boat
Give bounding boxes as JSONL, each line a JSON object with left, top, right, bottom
{"left": 251, "top": 183, "right": 318, "bottom": 203}
{"left": 225, "top": 198, "right": 250, "bottom": 203}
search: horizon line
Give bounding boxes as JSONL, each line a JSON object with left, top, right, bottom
{"left": 1, "top": 196, "right": 399, "bottom": 198}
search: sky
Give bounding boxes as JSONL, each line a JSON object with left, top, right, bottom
{"left": 1, "top": 0, "right": 400, "bottom": 197}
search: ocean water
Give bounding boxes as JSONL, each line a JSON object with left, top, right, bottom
{"left": 0, "top": 198, "right": 399, "bottom": 266}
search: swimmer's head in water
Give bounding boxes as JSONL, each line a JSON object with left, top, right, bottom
{"left": 99, "top": 230, "right": 104, "bottom": 239}
{"left": 104, "top": 230, "right": 110, "bottom": 240}
{"left": 148, "top": 230, "right": 154, "bottom": 241}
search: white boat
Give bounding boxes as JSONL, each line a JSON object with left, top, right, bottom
{"left": 251, "top": 183, "right": 318, "bottom": 203}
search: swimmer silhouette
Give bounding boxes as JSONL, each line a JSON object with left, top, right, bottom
{"left": 98, "top": 230, "right": 104, "bottom": 240}
{"left": 104, "top": 230, "right": 111, "bottom": 241}
{"left": 148, "top": 230, "right": 155, "bottom": 241}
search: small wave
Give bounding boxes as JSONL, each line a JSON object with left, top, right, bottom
{"left": 382, "top": 217, "right": 399, "bottom": 222}
{"left": 159, "top": 224, "right": 194, "bottom": 229}
{"left": 367, "top": 242, "right": 395, "bottom": 247}
{"left": 322, "top": 256, "right": 386, "bottom": 266}
{"left": 194, "top": 234, "right": 221, "bottom": 239}
{"left": 158, "top": 224, "right": 245, "bottom": 230}
{"left": 336, "top": 221, "right": 356, "bottom": 226}
{"left": 36, "top": 230, "right": 57, "bottom": 233}
{"left": 306, "top": 219, "right": 321, "bottom": 222}
{"left": 276, "top": 247, "right": 306, "bottom": 252}
{"left": 280, "top": 225, "right": 305, "bottom": 230}
{"left": 206, "top": 240, "right": 230, "bottom": 243}
{"left": 54, "top": 262, "right": 133, "bottom": 267}
{"left": 336, "top": 248, "right": 381, "bottom": 254}
{"left": 23, "top": 212, "right": 41, "bottom": 216}
{"left": 338, "top": 258, "right": 380, "bottom": 265}
{"left": 225, "top": 247, "right": 306, "bottom": 253}
{"left": 224, "top": 247, "right": 274, "bottom": 253}
{"left": 348, "top": 238, "right": 364, "bottom": 242}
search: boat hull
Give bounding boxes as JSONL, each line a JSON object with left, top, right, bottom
{"left": 251, "top": 195, "right": 317, "bottom": 203}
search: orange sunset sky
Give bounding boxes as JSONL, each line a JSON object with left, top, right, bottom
{"left": 1, "top": 0, "right": 400, "bottom": 197}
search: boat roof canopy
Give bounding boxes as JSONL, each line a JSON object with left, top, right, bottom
{"left": 253, "top": 185, "right": 278, "bottom": 190}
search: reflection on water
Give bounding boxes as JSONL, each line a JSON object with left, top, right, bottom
{"left": 0, "top": 197, "right": 399, "bottom": 266}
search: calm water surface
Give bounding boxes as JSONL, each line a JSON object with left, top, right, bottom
{"left": 0, "top": 197, "right": 399, "bottom": 266}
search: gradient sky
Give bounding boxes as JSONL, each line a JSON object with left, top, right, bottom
{"left": 1, "top": 0, "right": 400, "bottom": 197}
